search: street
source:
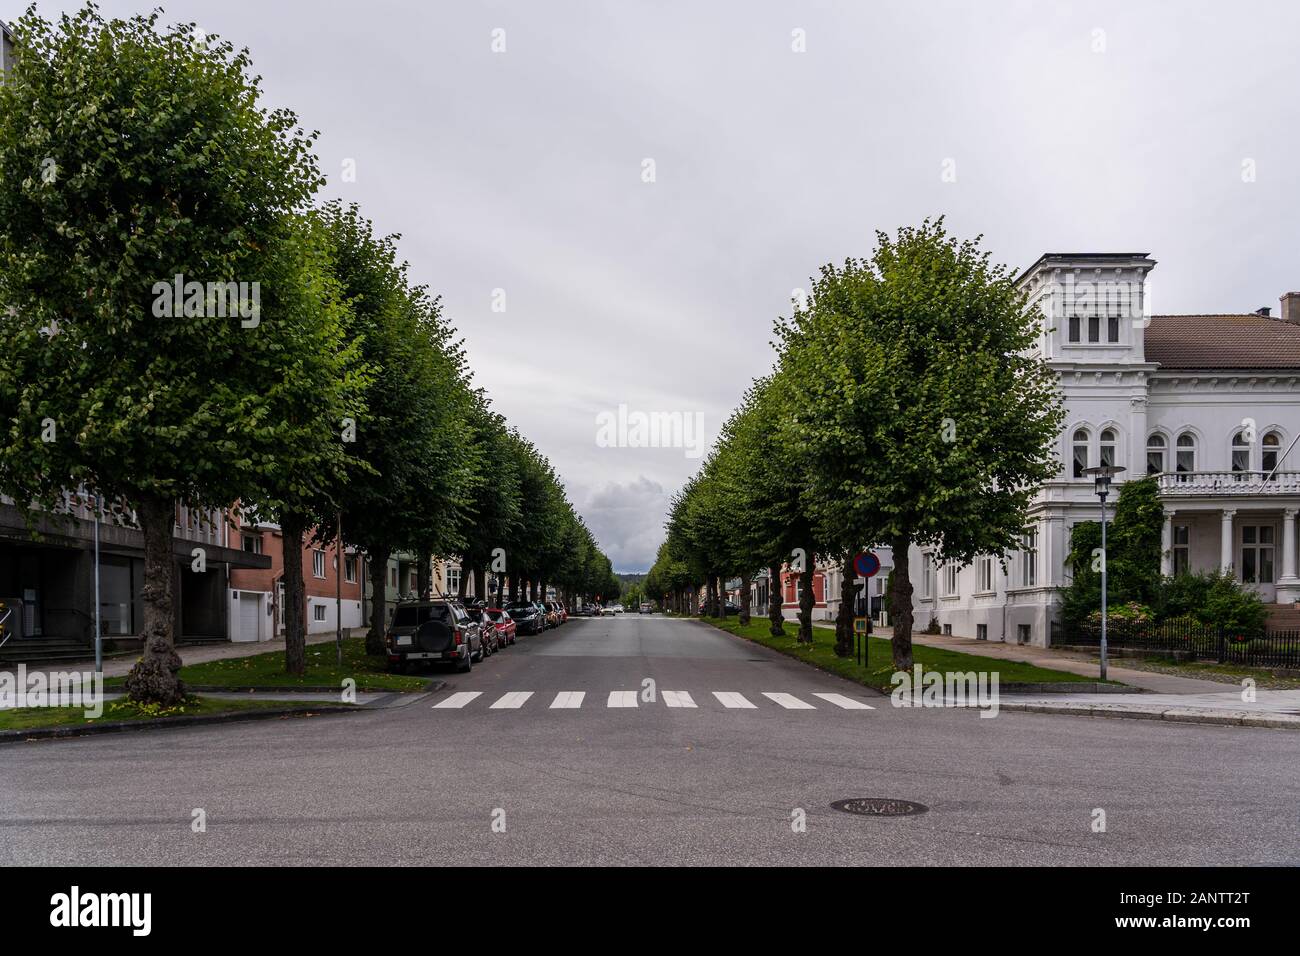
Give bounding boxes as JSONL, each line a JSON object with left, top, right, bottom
{"left": 3, "top": 615, "right": 1296, "bottom": 866}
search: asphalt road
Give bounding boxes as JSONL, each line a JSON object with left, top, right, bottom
{"left": 2, "top": 614, "right": 1297, "bottom": 866}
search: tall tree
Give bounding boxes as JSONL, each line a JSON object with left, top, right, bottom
{"left": 775, "top": 219, "right": 1065, "bottom": 668}
{"left": 0, "top": 8, "right": 344, "bottom": 702}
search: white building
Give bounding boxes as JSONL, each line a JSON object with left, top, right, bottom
{"left": 908, "top": 253, "right": 1300, "bottom": 646}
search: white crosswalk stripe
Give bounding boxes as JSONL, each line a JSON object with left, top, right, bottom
{"left": 490, "top": 691, "right": 534, "bottom": 709}
{"left": 550, "top": 691, "right": 585, "bottom": 709}
{"left": 763, "top": 692, "right": 816, "bottom": 710}
{"left": 812, "top": 692, "right": 875, "bottom": 710}
{"left": 662, "top": 690, "right": 697, "bottom": 708}
{"left": 607, "top": 690, "right": 638, "bottom": 707}
{"left": 433, "top": 691, "right": 482, "bottom": 709}
{"left": 712, "top": 691, "right": 757, "bottom": 709}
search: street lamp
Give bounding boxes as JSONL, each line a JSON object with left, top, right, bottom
{"left": 1083, "top": 464, "right": 1126, "bottom": 681}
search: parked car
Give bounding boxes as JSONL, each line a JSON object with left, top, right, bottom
{"left": 485, "top": 607, "right": 516, "bottom": 646}
{"left": 609, "top": 603, "right": 624, "bottom": 614}
{"left": 543, "top": 601, "right": 563, "bottom": 627}
{"left": 385, "top": 599, "right": 482, "bottom": 673}
{"left": 506, "top": 601, "right": 545, "bottom": 635}
{"left": 640, "top": 603, "right": 653, "bottom": 614}
{"left": 465, "top": 606, "right": 499, "bottom": 655}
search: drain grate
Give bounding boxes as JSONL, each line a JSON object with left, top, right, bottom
{"left": 831, "top": 797, "right": 928, "bottom": 817}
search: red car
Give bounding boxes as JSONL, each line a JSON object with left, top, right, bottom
{"left": 485, "top": 607, "right": 517, "bottom": 646}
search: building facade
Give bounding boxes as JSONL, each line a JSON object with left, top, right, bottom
{"left": 908, "top": 253, "right": 1300, "bottom": 646}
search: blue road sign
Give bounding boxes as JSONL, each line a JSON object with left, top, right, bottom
{"left": 854, "top": 551, "right": 881, "bottom": 577}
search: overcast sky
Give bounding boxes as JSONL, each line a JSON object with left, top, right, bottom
{"left": 32, "top": 0, "right": 1300, "bottom": 570}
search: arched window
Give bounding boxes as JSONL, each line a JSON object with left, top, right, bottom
{"left": 1146, "top": 434, "right": 1166, "bottom": 475}
{"left": 1231, "top": 430, "right": 1251, "bottom": 477}
{"left": 1072, "top": 428, "right": 1090, "bottom": 479}
{"left": 1099, "top": 428, "right": 1117, "bottom": 468}
{"left": 1175, "top": 432, "right": 1196, "bottom": 479}
{"left": 1263, "top": 431, "right": 1282, "bottom": 480}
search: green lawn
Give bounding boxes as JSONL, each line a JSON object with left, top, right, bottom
{"left": 704, "top": 617, "right": 1098, "bottom": 692}
{"left": 0, "top": 694, "right": 307, "bottom": 732}
{"left": 105, "top": 637, "right": 427, "bottom": 693}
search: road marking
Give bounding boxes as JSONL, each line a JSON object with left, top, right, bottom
{"left": 663, "top": 690, "right": 697, "bottom": 708}
{"left": 433, "top": 691, "right": 482, "bottom": 709}
{"left": 490, "top": 691, "right": 534, "bottom": 709}
{"left": 550, "top": 691, "right": 586, "bottom": 709}
{"left": 712, "top": 691, "right": 756, "bottom": 709}
{"left": 812, "top": 692, "right": 875, "bottom": 710}
{"left": 607, "top": 690, "right": 638, "bottom": 708}
{"left": 763, "top": 692, "right": 816, "bottom": 710}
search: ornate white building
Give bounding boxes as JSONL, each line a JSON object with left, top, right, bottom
{"left": 908, "top": 253, "right": 1300, "bottom": 646}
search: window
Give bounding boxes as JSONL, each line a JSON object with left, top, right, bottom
{"left": 976, "top": 623, "right": 988, "bottom": 641}
{"left": 312, "top": 550, "right": 326, "bottom": 578}
{"left": 1107, "top": 312, "right": 1120, "bottom": 343}
{"left": 977, "top": 556, "right": 994, "bottom": 593}
{"left": 1241, "top": 526, "right": 1275, "bottom": 585}
{"left": 942, "top": 623, "right": 952, "bottom": 636}
{"left": 1099, "top": 428, "right": 1117, "bottom": 468}
{"left": 1263, "top": 431, "right": 1281, "bottom": 480}
{"left": 344, "top": 555, "right": 357, "bottom": 583}
{"left": 1072, "top": 428, "right": 1090, "bottom": 478}
{"left": 1020, "top": 529, "right": 1038, "bottom": 587}
{"left": 1146, "top": 434, "right": 1166, "bottom": 475}
{"left": 1231, "top": 430, "right": 1251, "bottom": 478}
{"left": 446, "top": 566, "right": 461, "bottom": 595}
{"left": 920, "top": 554, "right": 934, "bottom": 600}
{"left": 1088, "top": 314, "right": 1100, "bottom": 343}
{"left": 1017, "top": 624, "right": 1032, "bottom": 645}
{"left": 313, "top": 604, "right": 327, "bottom": 623}
{"left": 1175, "top": 433, "right": 1196, "bottom": 478}
{"left": 241, "top": 534, "right": 263, "bottom": 554}
{"left": 943, "top": 563, "right": 958, "bottom": 597}
{"left": 1068, "top": 313, "right": 1081, "bottom": 342}
{"left": 1173, "top": 525, "right": 1190, "bottom": 575}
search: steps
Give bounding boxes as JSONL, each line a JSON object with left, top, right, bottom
{"left": 0, "top": 637, "right": 93, "bottom": 666}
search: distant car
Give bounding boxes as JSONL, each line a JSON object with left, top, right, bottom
{"left": 465, "top": 606, "right": 499, "bottom": 655}
{"left": 640, "top": 603, "right": 653, "bottom": 614}
{"left": 385, "top": 599, "right": 483, "bottom": 673}
{"left": 610, "top": 603, "right": 624, "bottom": 615}
{"left": 485, "top": 607, "right": 516, "bottom": 646}
{"left": 506, "top": 601, "right": 545, "bottom": 635}
{"left": 600, "top": 605, "right": 615, "bottom": 616}
{"left": 543, "top": 601, "right": 562, "bottom": 628}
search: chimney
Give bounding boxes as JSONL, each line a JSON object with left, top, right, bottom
{"left": 1282, "top": 292, "right": 1300, "bottom": 325}
{"left": 1255, "top": 307, "right": 1271, "bottom": 317}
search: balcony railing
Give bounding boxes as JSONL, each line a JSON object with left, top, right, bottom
{"left": 1155, "top": 470, "right": 1300, "bottom": 496}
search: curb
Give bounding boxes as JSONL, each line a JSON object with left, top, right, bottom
{"left": 997, "top": 700, "right": 1300, "bottom": 730}
{"left": 0, "top": 703, "right": 359, "bottom": 746}
{"left": 183, "top": 679, "right": 436, "bottom": 694}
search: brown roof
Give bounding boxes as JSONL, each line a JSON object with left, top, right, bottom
{"left": 1145, "top": 314, "right": 1300, "bottom": 370}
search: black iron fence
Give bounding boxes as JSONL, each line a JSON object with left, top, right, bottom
{"left": 1052, "top": 618, "right": 1300, "bottom": 669}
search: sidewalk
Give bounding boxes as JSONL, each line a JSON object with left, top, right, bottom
{"left": 1, "top": 629, "right": 366, "bottom": 680}
{"left": 996, "top": 689, "right": 1300, "bottom": 730}
{"left": 904, "top": 631, "right": 1232, "bottom": 694}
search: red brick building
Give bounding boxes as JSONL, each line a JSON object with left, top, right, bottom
{"left": 227, "top": 512, "right": 363, "bottom": 643}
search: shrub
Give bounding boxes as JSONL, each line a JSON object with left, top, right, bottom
{"left": 1195, "top": 572, "right": 1267, "bottom": 639}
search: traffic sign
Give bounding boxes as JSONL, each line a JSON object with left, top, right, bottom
{"left": 853, "top": 616, "right": 868, "bottom": 634}
{"left": 854, "top": 551, "right": 881, "bottom": 577}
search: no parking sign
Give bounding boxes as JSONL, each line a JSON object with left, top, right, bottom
{"left": 853, "top": 551, "right": 881, "bottom": 578}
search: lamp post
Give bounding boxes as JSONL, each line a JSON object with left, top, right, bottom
{"left": 1083, "top": 464, "right": 1126, "bottom": 681}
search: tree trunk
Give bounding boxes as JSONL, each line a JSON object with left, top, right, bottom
{"left": 457, "top": 563, "right": 469, "bottom": 599}
{"left": 474, "top": 566, "right": 486, "bottom": 603}
{"left": 834, "top": 549, "right": 857, "bottom": 658}
{"left": 367, "top": 545, "right": 390, "bottom": 656}
{"left": 124, "top": 493, "right": 185, "bottom": 705}
{"left": 738, "top": 571, "right": 751, "bottom": 625}
{"left": 417, "top": 550, "right": 431, "bottom": 599}
{"left": 538, "top": 578, "right": 548, "bottom": 603}
{"left": 889, "top": 534, "right": 914, "bottom": 670}
{"left": 281, "top": 513, "right": 308, "bottom": 676}
{"left": 768, "top": 562, "right": 785, "bottom": 637}
{"left": 797, "top": 546, "right": 816, "bottom": 644}
{"left": 509, "top": 575, "right": 519, "bottom": 603}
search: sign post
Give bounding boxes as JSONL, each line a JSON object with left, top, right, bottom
{"left": 851, "top": 551, "right": 881, "bottom": 667}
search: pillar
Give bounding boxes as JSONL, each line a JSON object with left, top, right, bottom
{"left": 1220, "top": 509, "right": 1236, "bottom": 575}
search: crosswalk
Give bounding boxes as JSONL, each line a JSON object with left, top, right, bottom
{"left": 431, "top": 689, "right": 874, "bottom": 712}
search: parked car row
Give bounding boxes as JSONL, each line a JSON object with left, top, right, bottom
{"left": 384, "top": 597, "right": 568, "bottom": 673}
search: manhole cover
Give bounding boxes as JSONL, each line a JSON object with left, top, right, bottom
{"left": 831, "top": 797, "right": 928, "bottom": 817}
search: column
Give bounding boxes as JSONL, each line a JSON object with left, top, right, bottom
{"left": 1278, "top": 508, "right": 1300, "bottom": 603}
{"left": 1220, "top": 509, "right": 1236, "bottom": 574}
{"left": 1160, "top": 510, "right": 1174, "bottom": 576}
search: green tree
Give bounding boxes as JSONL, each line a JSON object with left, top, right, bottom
{"left": 775, "top": 220, "right": 1065, "bottom": 668}
{"left": 0, "top": 8, "right": 351, "bottom": 702}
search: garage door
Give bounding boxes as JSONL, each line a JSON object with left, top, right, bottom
{"left": 236, "top": 593, "right": 261, "bottom": 643}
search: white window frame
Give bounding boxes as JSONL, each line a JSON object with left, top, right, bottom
{"left": 344, "top": 554, "right": 357, "bottom": 583}
{"left": 920, "top": 554, "right": 934, "bottom": 600}
{"left": 977, "top": 556, "right": 994, "bottom": 593}
{"left": 1020, "top": 529, "right": 1038, "bottom": 588}
{"left": 943, "top": 563, "right": 959, "bottom": 597}
{"left": 313, "top": 603, "right": 327, "bottom": 623}
{"left": 312, "top": 550, "right": 326, "bottom": 579}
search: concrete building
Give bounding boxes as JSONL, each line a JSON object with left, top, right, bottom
{"left": 907, "top": 253, "right": 1300, "bottom": 646}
